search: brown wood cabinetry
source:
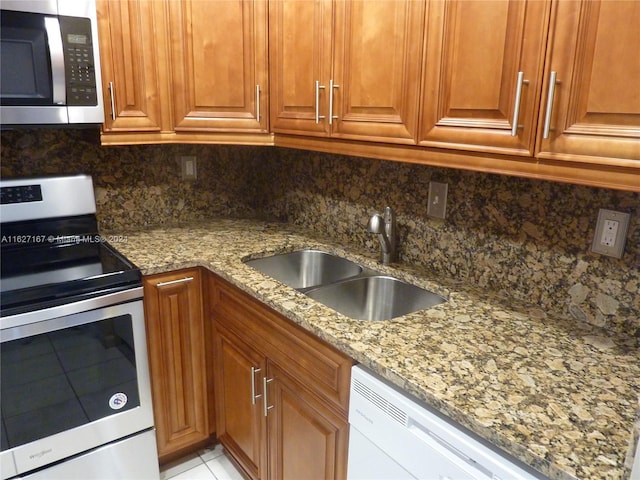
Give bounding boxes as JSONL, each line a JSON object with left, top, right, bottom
{"left": 143, "top": 268, "right": 212, "bottom": 463}
{"left": 266, "top": 362, "right": 348, "bottom": 480}
{"left": 96, "top": 0, "right": 169, "bottom": 133}
{"left": 214, "top": 323, "right": 266, "bottom": 479}
{"left": 210, "top": 275, "right": 351, "bottom": 480}
{"left": 535, "top": 0, "right": 640, "bottom": 165}
{"left": 269, "top": 0, "right": 424, "bottom": 143}
{"left": 418, "top": 0, "right": 639, "bottom": 182}
{"left": 97, "top": 0, "right": 639, "bottom": 191}
{"left": 97, "top": 0, "right": 271, "bottom": 145}
{"left": 419, "top": 0, "right": 549, "bottom": 156}
{"left": 169, "top": 0, "right": 269, "bottom": 133}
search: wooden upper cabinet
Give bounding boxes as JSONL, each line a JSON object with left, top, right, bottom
{"left": 269, "top": 0, "right": 333, "bottom": 136}
{"left": 270, "top": 0, "right": 425, "bottom": 143}
{"left": 169, "top": 0, "right": 269, "bottom": 133}
{"left": 535, "top": 0, "right": 640, "bottom": 166}
{"left": 331, "top": 0, "right": 425, "bottom": 143}
{"left": 97, "top": 0, "right": 168, "bottom": 132}
{"left": 419, "top": 0, "right": 550, "bottom": 156}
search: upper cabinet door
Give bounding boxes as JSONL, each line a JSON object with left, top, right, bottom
{"left": 331, "top": 0, "right": 425, "bottom": 144}
{"left": 419, "top": 0, "right": 550, "bottom": 156}
{"left": 535, "top": 0, "right": 640, "bottom": 165}
{"left": 269, "top": 0, "right": 333, "bottom": 136}
{"left": 270, "top": 0, "right": 424, "bottom": 143}
{"left": 169, "top": 0, "right": 268, "bottom": 133}
{"left": 97, "top": 0, "right": 168, "bottom": 132}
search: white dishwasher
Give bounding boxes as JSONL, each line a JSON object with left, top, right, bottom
{"left": 347, "top": 365, "right": 545, "bottom": 480}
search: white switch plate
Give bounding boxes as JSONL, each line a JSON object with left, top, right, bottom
{"left": 180, "top": 156, "right": 197, "bottom": 181}
{"left": 427, "top": 181, "right": 448, "bottom": 219}
{"left": 591, "top": 209, "right": 630, "bottom": 259}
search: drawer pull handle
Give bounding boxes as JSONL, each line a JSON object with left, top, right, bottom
{"left": 155, "top": 277, "right": 194, "bottom": 287}
{"left": 511, "top": 71, "right": 529, "bottom": 136}
{"left": 256, "top": 84, "right": 261, "bottom": 123}
{"left": 315, "top": 80, "right": 326, "bottom": 124}
{"left": 542, "top": 71, "right": 558, "bottom": 139}
{"left": 263, "top": 377, "right": 274, "bottom": 417}
{"left": 251, "top": 366, "right": 262, "bottom": 405}
{"left": 108, "top": 81, "right": 116, "bottom": 121}
{"left": 329, "top": 79, "right": 339, "bottom": 125}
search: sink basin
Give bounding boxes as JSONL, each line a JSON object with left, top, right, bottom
{"left": 306, "top": 275, "right": 446, "bottom": 321}
{"left": 245, "top": 250, "right": 363, "bottom": 289}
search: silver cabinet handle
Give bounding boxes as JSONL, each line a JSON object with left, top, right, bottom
{"left": 315, "top": 80, "right": 326, "bottom": 124}
{"left": 329, "top": 79, "right": 340, "bottom": 125}
{"left": 251, "top": 366, "right": 262, "bottom": 405}
{"left": 155, "top": 277, "right": 194, "bottom": 288}
{"left": 44, "top": 17, "right": 65, "bottom": 105}
{"left": 108, "top": 81, "right": 116, "bottom": 121}
{"left": 263, "top": 377, "right": 274, "bottom": 417}
{"left": 543, "top": 71, "right": 558, "bottom": 139}
{"left": 255, "top": 84, "right": 261, "bottom": 123}
{"left": 511, "top": 71, "right": 529, "bottom": 136}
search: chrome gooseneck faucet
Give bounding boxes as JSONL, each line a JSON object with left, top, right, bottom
{"left": 367, "top": 206, "right": 397, "bottom": 264}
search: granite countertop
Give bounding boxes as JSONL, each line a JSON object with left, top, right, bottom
{"left": 108, "top": 218, "right": 640, "bottom": 480}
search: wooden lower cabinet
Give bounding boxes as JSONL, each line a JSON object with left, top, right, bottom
{"left": 143, "top": 268, "right": 213, "bottom": 463}
{"left": 267, "top": 362, "right": 348, "bottom": 480}
{"left": 214, "top": 324, "right": 267, "bottom": 479}
{"left": 210, "top": 274, "right": 351, "bottom": 480}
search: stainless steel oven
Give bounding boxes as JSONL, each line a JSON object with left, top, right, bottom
{"left": 0, "top": 175, "right": 158, "bottom": 479}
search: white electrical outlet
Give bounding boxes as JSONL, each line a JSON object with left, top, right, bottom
{"left": 600, "top": 219, "right": 619, "bottom": 247}
{"left": 591, "top": 209, "right": 630, "bottom": 259}
{"left": 427, "top": 181, "right": 448, "bottom": 219}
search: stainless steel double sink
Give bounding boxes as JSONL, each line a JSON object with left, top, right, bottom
{"left": 245, "top": 249, "right": 446, "bottom": 321}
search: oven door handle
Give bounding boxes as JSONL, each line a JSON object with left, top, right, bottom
{"left": 0, "top": 287, "right": 143, "bottom": 332}
{"left": 44, "top": 17, "right": 66, "bottom": 105}
{"left": 154, "top": 277, "right": 194, "bottom": 288}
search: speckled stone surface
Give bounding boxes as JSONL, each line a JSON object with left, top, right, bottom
{"left": 108, "top": 219, "right": 640, "bottom": 480}
{"left": 2, "top": 130, "right": 638, "bottom": 339}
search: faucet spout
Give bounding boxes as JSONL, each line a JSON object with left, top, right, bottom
{"left": 367, "top": 207, "right": 397, "bottom": 264}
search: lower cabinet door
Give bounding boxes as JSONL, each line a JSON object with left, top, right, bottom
{"left": 214, "top": 324, "right": 267, "bottom": 480}
{"left": 143, "top": 268, "right": 210, "bottom": 462}
{"left": 266, "top": 362, "right": 349, "bottom": 480}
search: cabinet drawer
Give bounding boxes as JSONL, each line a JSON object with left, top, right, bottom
{"left": 211, "top": 277, "right": 352, "bottom": 414}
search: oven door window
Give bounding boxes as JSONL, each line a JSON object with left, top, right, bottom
{"left": 0, "top": 11, "right": 54, "bottom": 106}
{"left": 1, "top": 315, "right": 140, "bottom": 450}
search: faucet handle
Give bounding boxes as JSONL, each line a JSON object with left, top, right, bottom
{"left": 383, "top": 206, "right": 395, "bottom": 224}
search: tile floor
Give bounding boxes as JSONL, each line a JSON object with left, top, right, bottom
{"left": 160, "top": 444, "right": 245, "bottom": 480}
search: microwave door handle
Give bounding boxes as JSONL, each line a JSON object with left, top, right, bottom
{"left": 44, "top": 17, "right": 66, "bottom": 105}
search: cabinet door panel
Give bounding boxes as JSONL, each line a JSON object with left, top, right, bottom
{"left": 267, "top": 363, "right": 348, "bottom": 480}
{"left": 97, "top": 0, "right": 166, "bottom": 132}
{"left": 170, "top": 0, "right": 268, "bottom": 132}
{"left": 419, "top": 0, "right": 549, "bottom": 155}
{"left": 214, "top": 325, "right": 265, "bottom": 480}
{"left": 536, "top": 0, "right": 640, "bottom": 165}
{"left": 269, "top": 0, "right": 333, "bottom": 136}
{"left": 332, "top": 0, "right": 425, "bottom": 143}
{"left": 143, "top": 269, "right": 208, "bottom": 460}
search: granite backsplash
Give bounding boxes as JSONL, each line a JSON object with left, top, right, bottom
{"left": 1, "top": 128, "right": 638, "bottom": 339}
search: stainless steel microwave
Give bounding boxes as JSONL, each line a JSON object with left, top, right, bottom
{"left": 0, "top": 0, "right": 104, "bottom": 127}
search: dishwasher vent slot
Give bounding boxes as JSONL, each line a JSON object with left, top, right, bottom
{"left": 352, "top": 377, "right": 408, "bottom": 426}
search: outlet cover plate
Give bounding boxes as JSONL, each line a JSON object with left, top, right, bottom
{"left": 427, "top": 181, "right": 448, "bottom": 219}
{"left": 180, "top": 156, "right": 197, "bottom": 181}
{"left": 591, "top": 208, "right": 630, "bottom": 259}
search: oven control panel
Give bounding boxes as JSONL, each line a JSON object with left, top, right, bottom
{"left": 0, "top": 185, "right": 43, "bottom": 204}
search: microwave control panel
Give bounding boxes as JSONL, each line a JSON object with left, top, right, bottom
{"left": 60, "top": 16, "right": 97, "bottom": 106}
